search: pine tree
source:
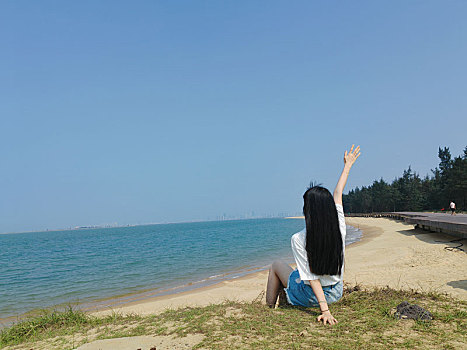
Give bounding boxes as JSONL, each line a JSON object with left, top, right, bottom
{"left": 342, "top": 146, "right": 467, "bottom": 213}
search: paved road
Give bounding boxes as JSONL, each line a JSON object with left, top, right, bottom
{"left": 397, "top": 212, "right": 467, "bottom": 224}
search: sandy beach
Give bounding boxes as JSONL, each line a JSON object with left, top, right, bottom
{"left": 71, "top": 216, "right": 467, "bottom": 349}
{"left": 92, "top": 216, "right": 467, "bottom": 317}
{"left": 8, "top": 217, "right": 466, "bottom": 350}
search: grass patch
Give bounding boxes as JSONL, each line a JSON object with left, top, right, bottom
{"left": 1, "top": 286, "right": 466, "bottom": 349}
{"left": 0, "top": 307, "right": 143, "bottom": 349}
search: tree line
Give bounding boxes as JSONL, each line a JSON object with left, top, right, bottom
{"left": 343, "top": 146, "right": 467, "bottom": 213}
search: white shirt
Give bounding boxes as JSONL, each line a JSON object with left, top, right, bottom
{"left": 290, "top": 203, "right": 346, "bottom": 286}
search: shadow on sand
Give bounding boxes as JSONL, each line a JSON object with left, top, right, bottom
{"left": 396, "top": 226, "right": 466, "bottom": 254}
{"left": 447, "top": 280, "right": 467, "bottom": 292}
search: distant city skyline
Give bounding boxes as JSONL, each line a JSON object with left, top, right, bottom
{"left": 3, "top": 211, "right": 303, "bottom": 235}
{"left": 1, "top": 1, "right": 466, "bottom": 233}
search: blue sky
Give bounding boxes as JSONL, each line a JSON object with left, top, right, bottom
{"left": 1, "top": 1, "right": 466, "bottom": 233}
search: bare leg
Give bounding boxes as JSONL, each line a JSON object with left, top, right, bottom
{"left": 266, "top": 260, "right": 293, "bottom": 308}
{"left": 277, "top": 286, "right": 288, "bottom": 307}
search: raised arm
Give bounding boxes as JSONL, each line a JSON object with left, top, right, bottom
{"left": 333, "top": 145, "right": 361, "bottom": 205}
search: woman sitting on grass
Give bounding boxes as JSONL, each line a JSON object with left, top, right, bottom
{"left": 266, "top": 145, "right": 360, "bottom": 325}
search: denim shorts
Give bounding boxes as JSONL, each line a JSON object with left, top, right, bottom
{"left": 284, "top": 269, "right": 343, "bottom": 307}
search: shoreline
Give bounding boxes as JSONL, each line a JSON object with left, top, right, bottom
{"left": 80, "top": 264, "right": 276, "bottom": 313}
{"left": 93, "top": 217, "right": 467, "bottom": 318}
{"left": 1, "top": 218, "right": 306, "bottom": 325}
{"left": 0, "top": 221, "right": 357, "bottom": 323}
{"left": 91, "top": 224, "right": 370, "bottom": 318}
{"left": 4, "top": 217, "right": 466, "bottom": 349}
{"left": 0, "top": 223, "right": 372, "bottom": 324}
{"left": 0, "top": 263, "right": 281, "bottom": 328}
{"left": 0, "top": 225, "right": 362, "bottom": 323}
{"left": 3, "top": 217, "right": 466, "bottom": 325}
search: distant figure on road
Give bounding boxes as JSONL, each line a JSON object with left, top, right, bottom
{"left": 450, "top": 201, "right": 456, "bottom": 215}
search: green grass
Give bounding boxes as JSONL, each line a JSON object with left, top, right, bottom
{"left": 0, "top": 307, "right": 143, "bottom": 349}
{"left": 1, "top": 286, "right": 466, "bottom": 349}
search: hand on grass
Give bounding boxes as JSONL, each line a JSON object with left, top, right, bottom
{"left": 344, "top": 145, "right": 361, "bottom": 167}
{"left": 317, "top": 310, "right": 338, "bottom": 325}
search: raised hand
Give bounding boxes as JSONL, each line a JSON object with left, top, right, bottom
{"left": 344, "top": 145, "right": 361, "bottom": 167}
{"left": 334, "top": 144, "right": 361, "bottom": 205}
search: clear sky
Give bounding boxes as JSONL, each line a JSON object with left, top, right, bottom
{"left": 1, "top": 1, "right": 466, "bottom": 233}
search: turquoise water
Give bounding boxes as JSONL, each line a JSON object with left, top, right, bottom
{"left": 0, "top": 218, "right": 361, "bottom": 319}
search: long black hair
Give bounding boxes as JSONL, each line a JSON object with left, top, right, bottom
{"left": 303, "top": 186, "right": 344, "bottom": 276}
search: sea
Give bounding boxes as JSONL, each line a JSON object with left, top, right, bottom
{"left": 0, "top": 218, "right": 362, "bottom": 321}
